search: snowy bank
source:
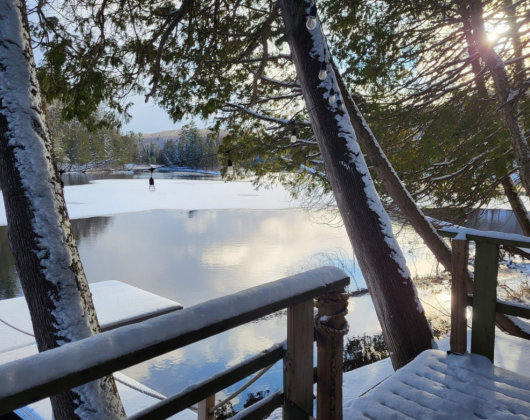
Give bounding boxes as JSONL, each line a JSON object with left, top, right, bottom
{"left": 0, "top": 179, "right": 301, "bottom": 226}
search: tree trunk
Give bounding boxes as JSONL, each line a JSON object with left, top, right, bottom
{"left": 334, "top": 61, "right": 530, "bottom": 340}
{"left": 469, "top": 0, "right": 530, "bottom": 197}
{"left": 279, "top": 0, "right": 434, "bottom": 369}
{"left": 0, "top": 1, "right": 125, "bottom": 419}
{"left": 501, "top": 177, "right": 530, "bottom": 236}
{"left": 332, "top": 62, "right": 454, "bottom": 272}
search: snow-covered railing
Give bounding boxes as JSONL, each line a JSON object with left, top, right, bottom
{"left": 0, "top": 266, "right": 349, "bottom": 420}
{"left": 439, "top": 228, "right": 530, "bottom": 361}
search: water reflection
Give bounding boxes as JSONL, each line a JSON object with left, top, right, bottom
{"left": 0, "top": 206, "right": 519, "bottom": 411}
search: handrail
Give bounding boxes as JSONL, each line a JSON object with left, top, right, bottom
{"left": 128, "top": 343, "right": 285, "bottom": 420}
{"left": 438, "top": 227, "right": 530, "bottom": 248}
{"left": 440, "top": 227, "right": 530, "bottom": 361}
{"left": 0, "top": 266, "right": 349, "bottom": 417}
{"left": 466, "top": 295, "right": 530, "bottom": 320}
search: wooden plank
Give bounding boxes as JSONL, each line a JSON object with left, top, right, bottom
{"left": 198, "top": 395, "right": 215, "bottom": 420}
{"left": 0, "top": 267, "right": 349, "bottom": 415}
{"left": 496, "top": 301, "right": 530, "bottom": 319}
{"left": 466, "top": 295, "right": 530, "bottom": 320}
{"left": 316, "top": 290, "right": 348, "bottom": 420}
{"left": 451, "top": 240, "right": 469, "bottom": 353}
{"left": 283, "top": 300, "right": 314, "bottom": 420}
{"left": 471, "top": 242, "right": 499, "bottom": 362}
{"left": 438, "top": 229, "right": 530, "bottom": 249}
{"left": 127, "top": 345, "right": 283, "bottom": 420}
{"left": 234, "top": 391, "right": 284, "bottom": 420}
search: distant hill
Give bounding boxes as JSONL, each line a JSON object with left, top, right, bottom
{"left": 141, "top": 129, "right": 227, "bottom": 148}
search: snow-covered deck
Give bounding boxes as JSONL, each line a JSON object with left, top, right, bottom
{"left": 345, "top": 349, "right": 530, "bottom": 419}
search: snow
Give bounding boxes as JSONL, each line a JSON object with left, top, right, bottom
{"left": 440, "top": 226, "right": 530, "bottom": 245}
{"left": 0, "top": 345, "right": 195, "bottom": 420}
{"left": 346, "top": 349, "right": 530, "bottom": 419}
{"left": 0, "top": 179, "right": 303, "bottom": 226}
{"left": 0, "top": 266, "right": 347, "bottom": 401}
{"left": 341, "top": 331, "right": 530, "bottom": 418}
{"left": 0, "top": 281, "right": 183, "bottom": 354}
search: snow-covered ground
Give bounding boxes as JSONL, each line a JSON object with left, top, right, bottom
{"left": 0, "top": 179, "right": 301, "bottom": 226}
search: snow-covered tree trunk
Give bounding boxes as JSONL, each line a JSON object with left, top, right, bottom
{"left": 336, "top": 33, "right": 530, "bottom": 339}
{"left": 470, "top": 0, "right": 530, "bottom": 197}
{"left": 502, "top": 177, "right": 530, "bottom": 236}
{"left": 0, "top": 1, "right": 125, "bottom": 418}
{"left": 332, "top": 63, "right": 454, "bottom": 273}
{"left": 279, "top": 0, "right": 435, "bottom": 369}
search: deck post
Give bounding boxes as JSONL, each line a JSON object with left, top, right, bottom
{"left": 471, "top": 241, "right": 499, "bottom": 362}
{"left": 198, "top": 395, "right": 215, "bottom": 420}
{"left": 315, "top": 289, "right": 349, "bottom": 420}
{"left": 283, "top": 300, "right": 314, "bottom": 420}
{"left": 451, "top": 239, "right": 469, "bottom": 353}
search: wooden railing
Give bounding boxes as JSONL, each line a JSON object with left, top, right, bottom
{"left": 0, "top": 267, "right": 349, "bottom": 420}
{"left": 439, "top": 228, "right": 530, "bottom": 362}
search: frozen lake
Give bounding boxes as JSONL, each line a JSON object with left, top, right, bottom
{"left": 0, "top": 172, "right": 523, "bottom": 413}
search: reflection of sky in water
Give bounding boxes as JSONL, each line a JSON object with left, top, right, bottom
{"left": 69, "top": 209, "right": 418, "bottom": 409}
{"left": 0, "top": 207, "right": 520, "bottom": 412}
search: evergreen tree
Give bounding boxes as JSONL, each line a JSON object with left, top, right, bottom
{"left": 177, "top": 122, "right": 204, "bottom": 168}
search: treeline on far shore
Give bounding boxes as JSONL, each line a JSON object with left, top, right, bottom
{"left": 49, "top": 103, "right": 220, "bottom": 172}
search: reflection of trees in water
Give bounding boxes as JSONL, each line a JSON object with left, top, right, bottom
{"left": 343, "top": 333, "right": 389, "bottom": 372}
{"left": 287, "top": 248, "right": 362, "bottom": 291}
{"left": 0, "top": 217, "right": 112, "bottom": 300}
{"left": 0, "top": 226, "right": 22, "bottom": 299}
{"left": 71, "top": 217, "right": 113, "bottom": 243}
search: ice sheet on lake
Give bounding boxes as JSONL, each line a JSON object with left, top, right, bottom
{"left": 0, "top": 179, "right": 302, "bottom": 226}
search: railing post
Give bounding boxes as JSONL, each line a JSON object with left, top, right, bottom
{"left": 451, "top": 239, "right": 469, "bottom": 353}
{"left": 198, "top": 395, "right": 215, "bottom": 420}
{"left": 315, "top": 289, "right": 349, "bottom": 420}
{"left": 283, "top": 300, "right": 314, "bottom": 420}
{"left": 472, "top": 241, "right": 499, "bottom": 362}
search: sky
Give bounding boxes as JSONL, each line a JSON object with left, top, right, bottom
{"left": 120, "top": 94, "right": 205, "bottom": 135}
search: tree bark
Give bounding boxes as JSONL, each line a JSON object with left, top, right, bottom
{"left": 332, "top": 63, "right": 454, "bottom": 273}
{"left": 469, "top": 0, "right": 530, "bottom": 197}
{"left": 279, "top": 0, "right": 434, "bottom": 369}
{"left": 0, "top": 1, "right": 125, "bottom": 418}
{"left": 501, "top": 177, "right": 530, "bottom": 236}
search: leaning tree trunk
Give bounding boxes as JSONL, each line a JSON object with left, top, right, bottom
{"left": 332, "top": 62, "right": 454, "bottom": 272}
{"left": 470, "top": 0, "right": 530, "bottom": 197}
{"left": 279, "top": 0, "right": 434, "bottom": 369}
{"left": 498, "top": 0, "right": 530, "bottom": 237}
{"left": 502, "top": 177, "right": 530, "bottom": 236}
{"left": 0, "top": 1, "right": 125, "bottom": 419}
{"left": 335, "top": 62, "right": 530, "bottom": 339}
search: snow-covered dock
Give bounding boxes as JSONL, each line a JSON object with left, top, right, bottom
{"left": 0, "top": 280, "right": 183, "bottom": 354}
{"left": 0, "top": 281, "right": 186, "bottom": 420}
